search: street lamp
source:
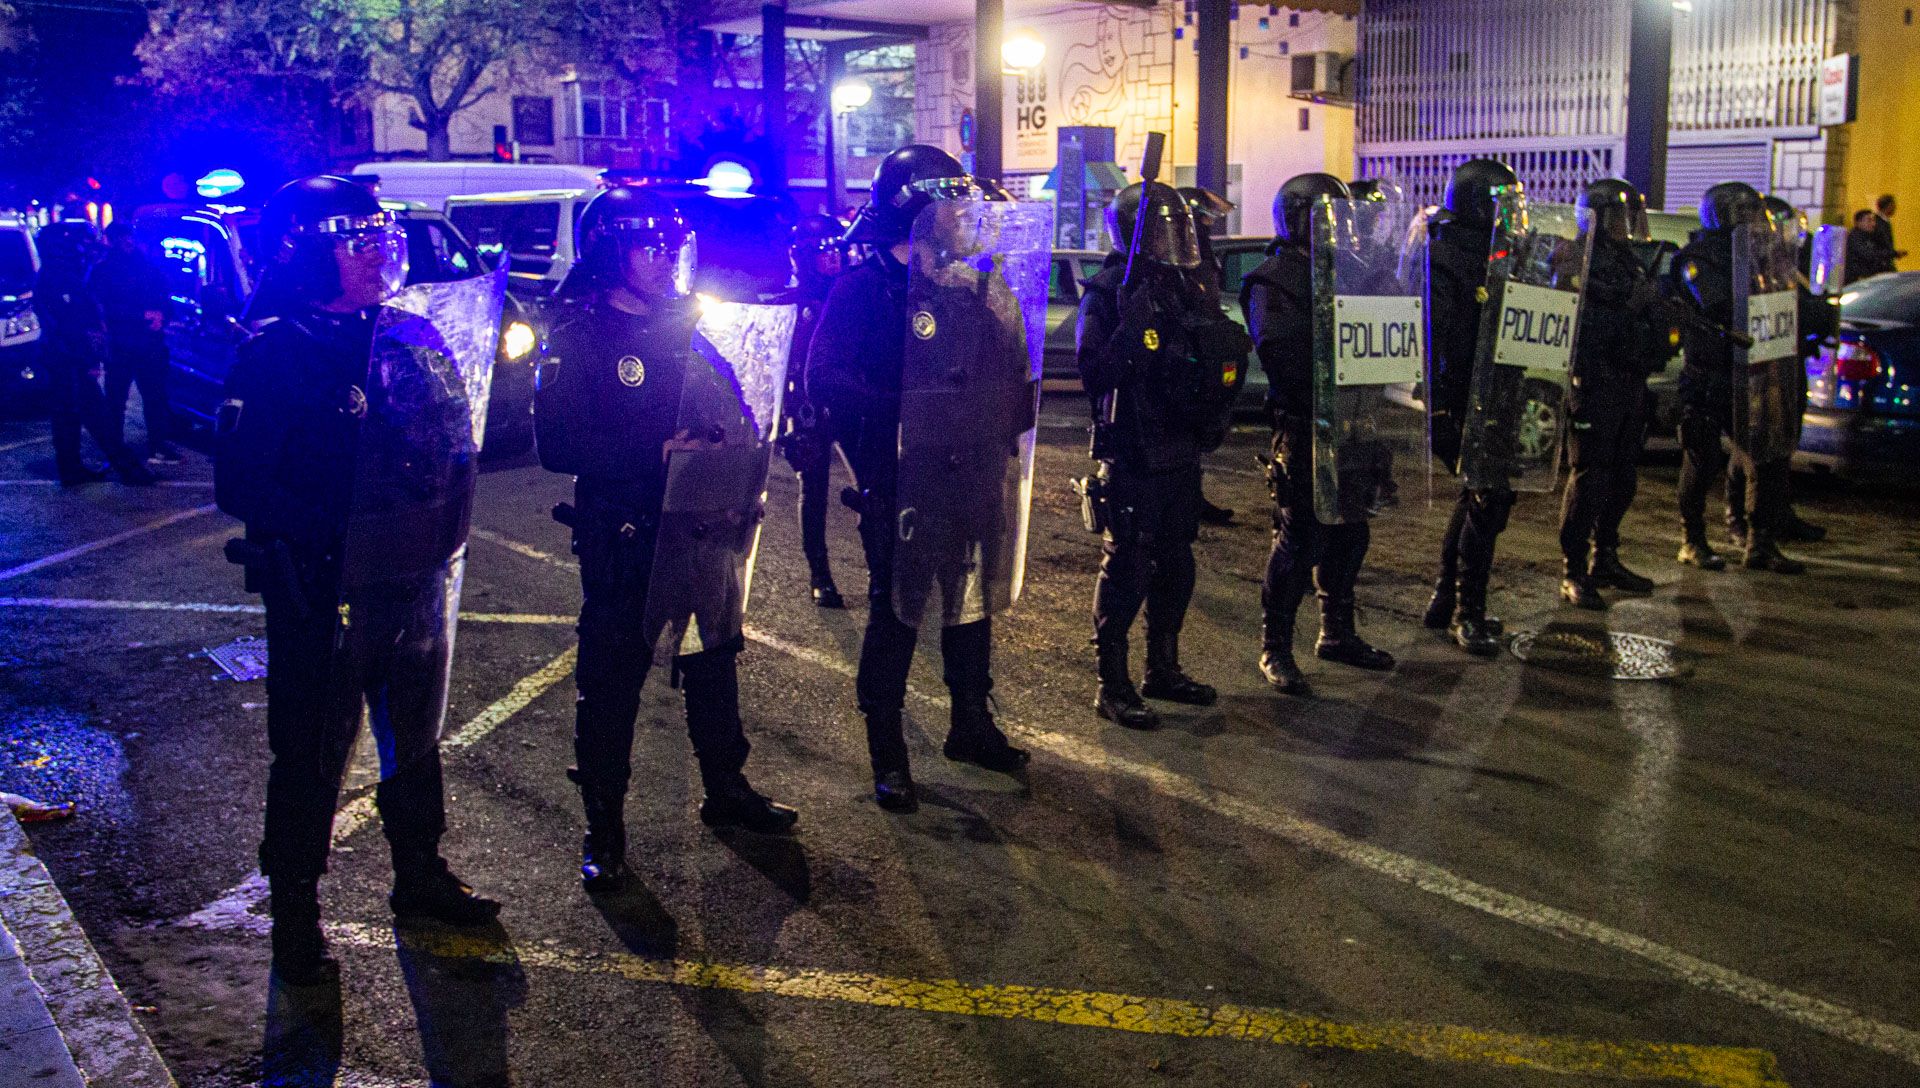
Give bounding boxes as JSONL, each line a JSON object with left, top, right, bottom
{"left": 831, "top": 79, "right": 873, "bottom": 113}
{"left": 1002, "top": 30, "right": 1046, "bottom": 73}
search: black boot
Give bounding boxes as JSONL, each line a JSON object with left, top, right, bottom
{"left": 700, "top": 783, "right": 799, "bottom": 835}
{"left": 1677, "top": 534, "right": 1726, "bottom": 571}
{"left": 866, "top": 710, "right": 918, "bottom": 813}
{"left": 1140, "top": 631, "right": 1217, "bottom": 705}
{"left": 1198, "top": 496, "right": 1235, "bottom": 526}
{"left": 1421, "top": 579, "right": 1455, "bottom": 630}
{"left": 1450, "top": 571, "right": 1502, "bottom": 658}
{"left": 1560, "top": 566, "right": 1606, "bottom": 611}
{"left": 1743, "top": 538, "right": 1806, "bottom": 574}
{"left": 1259, "top": 608, "right": 1309, "bottom": 694}
{"left": 1314, "top": 596, "right": 1395, "bottom": 671}
{"left": 268, "top": 876, "right": 339, "bottom": 986}
{"left": 943, "top": 699, "right": 1029, "bottom": 774}
{"left": 567, "top": 769, "right": 630, "bottom": 894}
{"left": 807, "top": 555, "right": 844, "bottom": 608}
{"left": 1726, "top": 516, "right": 1750, "bottom": 553}
{"left": 1591, "top": 549, "right": 1653, "bottom": 593}
{"left": 1094, "top": 639, "right": 1157, "bottom": 729}
{"left": 389, "top": 852, "right": 501, "bottom": 926}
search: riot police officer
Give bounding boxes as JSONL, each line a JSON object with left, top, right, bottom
{"left": 215, "top": 177, "right": 498, "bottom": 986}
{"left": 1077, "top": 180, "right": 1248, "bottom": 728}
{"left": 537, "top": 186, "right": 799, "bottom": 893}
{"left": 33, "top": 221, "right": 155, "bottom": 486}
{"left": 779, "top": 214, "right": 850, "bottom": 607}
{"left": 1557, "top": 179, "right": 1670, "bottom": 608}
{"left": 1241, "top": 174, "right": 1395, "bottom": 693}
{"left": 1422, "top": 159, "right": 1519, "bottom": 655}
{"left": 1672, "top": 182, "right": 1804, "bottom": 574}
{"left": 806, "top": 145, "right": 1030, "bottom": 811}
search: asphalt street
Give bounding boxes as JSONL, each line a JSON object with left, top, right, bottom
{"left": 1, "top": 400, "right": 1917, "bottom": 1088}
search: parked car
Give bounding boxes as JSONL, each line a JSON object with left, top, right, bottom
{"left": 139, "top": 200, "right": 539, "bottom": 456}
{"left": 0, "top": 212, "right": 43, "bottom": 414}
{"left": 1801, "top": 270, "right": 1920, "bottom": 479}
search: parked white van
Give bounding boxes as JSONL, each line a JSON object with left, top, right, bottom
{"left": 443, "top": 188, "right": 596, "bottom": 297}
{"left": 348, "top": 162, "right": 604, "bottom": 214}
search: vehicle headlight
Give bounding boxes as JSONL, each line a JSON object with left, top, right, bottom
{"left": 501, "top": 320, "right": 536, "bottom": 362}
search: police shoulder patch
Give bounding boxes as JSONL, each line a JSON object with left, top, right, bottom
{"left": 1143, "top": 327, "right": 1161, "bottom": 351}
{"left": 911, "top": 311, "right": 937, "bottom": 340}
{"left": 345, "top": 386, "right": 368, "bottom": 419}
{"left": 617, "top": 355, "right": 646, "bottom": 388}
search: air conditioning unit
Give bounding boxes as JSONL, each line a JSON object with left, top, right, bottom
{"left": 1290, "top": 52, "right": 1353, "bottom": 103}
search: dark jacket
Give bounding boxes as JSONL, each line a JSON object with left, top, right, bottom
{"left": 1672, "top": 228, "right": 1737, "bottom": 416}
{"left": 89, "top": 247, "right": 169, "bottom": 339}
{"left": 1239, "top": 242, "right": 1313, "bottom": 425}
{"left": 31, "top": 262, "right": 105, "bottom": 366}
{"left": 535, "top": 295, "right": 700, "bottom": 512}
{"left": 1425, "top": 217, "right": 1491, "bottom": 420}
{"left": 804, "top": 250, "right": 910, "bottom": 492}
{"left": 214, "top": 311, "right": 372, "bottom": 552}
{"left": 1077, "top": 253, "right": 1247, "bottom": 473}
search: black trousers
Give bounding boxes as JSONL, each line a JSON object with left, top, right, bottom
{"left": 569, "top": 504, "right": 752, "bottom": 802}
{"left": 1724, "top": 363, "right": 1808, "bottom": 532}
{"left": 45, "top": 352, "right": 136, "bottom": 477}
{"left": 1430, "top": 415, "right": 1515, "bottom": 610}
{"left": 1261, "top": 430, "right": 1368, "bottom": 650}
{"left": 852, "top": 485, "right": 991, "bottom": 775}
{"left": 259, "top": 561, "right": 458, "bottom": 881}
{"left": 1093, "top": 461, "right": 1201, "bottom": 665}
{"left": 104, "top": 330, "right": 174, "bottom": 451}
{"left": 1558, "top": 373, "right": 1649, "bottom": 567}
{"left": 1678, "top": 406, "right": 1786, "bottom": 544}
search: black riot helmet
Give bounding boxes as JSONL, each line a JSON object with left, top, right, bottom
{"left": 790, "top": 212, "right": 848, "bottom": 286}
{"left": 1107, "top": 181, "right": 1202, "bottom": 269}
{"left": 569, "top": 184, "right": 696, "bottom": 299}
{"left": 1761, "top": 194, "right": 1810, "bottom": 244}
{"left": 1443, "top": 158, "right": 1520, "bottom": 231}
{"left": 1698, "top": 181, "right": 1764, "bottom": 232}
{"left": 251, "top": 175, "right": 408, "bottom": 318}
{"left": 1576, "top": 178, "right": 1650, "bottom": 243}
{"left": 1178, "top": 186, "right": 1235, "bottom": 232}
{"left": 1273, "top": 172, "right": 1350, "bottom": 246}
{"left": 1349, "top": 178, "right": 1404, "bottom": 204}
{"left": 845, "top": 144, "right": 994, "bottom": 244}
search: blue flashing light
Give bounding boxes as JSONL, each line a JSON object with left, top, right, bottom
{"left": 195, "top": 169, "right": 245, "bottom": 198}
{"left": 697, "top": 160, "right": 756, "bottom": 199}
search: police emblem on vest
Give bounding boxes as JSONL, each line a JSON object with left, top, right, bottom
{"left": 617, "top": 355, "right": 646, "bottom": 388}
{"left": 911, "top": 311, "right": 937, "bottom": 340}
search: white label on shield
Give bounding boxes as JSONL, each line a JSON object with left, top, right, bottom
{"left": 1332, "top": 295, "right": 1424, "bottom": 386}
{"left": 1492, "top": 281, "right": 1579, "bottom": 373}
{"left": 1746, "top": 290, "right": 1799, "bottom": 363}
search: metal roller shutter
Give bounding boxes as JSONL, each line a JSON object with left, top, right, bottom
{"left": 1663, "top": 142, "right": 1772, "bottom": 214}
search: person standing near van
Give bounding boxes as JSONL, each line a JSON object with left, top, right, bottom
{"left": 92, "top": 222, "right": 180, "bottom": 463}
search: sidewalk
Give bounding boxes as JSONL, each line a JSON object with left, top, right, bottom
{"left": 0, "top": 808, "right": 175, "bottom": 1087}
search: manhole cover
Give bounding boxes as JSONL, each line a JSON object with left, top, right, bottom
{"left": 206, "top": 637, "right": 269, "bottom": 682}
{"left": 1507, "top": 630, "right": 1687, "bottom": 681}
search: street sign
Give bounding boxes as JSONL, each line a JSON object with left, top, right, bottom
{"left": 1819, "top": 54, "right": 1859, "bottom": 126}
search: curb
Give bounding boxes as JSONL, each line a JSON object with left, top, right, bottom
{"left": 0, "top": 808, "right": 177, "bottom": 1087}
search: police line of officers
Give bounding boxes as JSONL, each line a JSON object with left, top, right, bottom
{"left": 212, "top": 149, "right": 1825, "bottom": 985}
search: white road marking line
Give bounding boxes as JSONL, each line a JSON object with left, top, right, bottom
{"left": 0, "top": 596, "right": 572, "bottom": 625}
{"left": 0, "top": 503, "right": 218, "bottom": 583}
{"left": 0, "top": 435, "right": 52, "bottom": 454}
{"left": 176, "top": 646, "right": 578, "bottom": 933}
{"left": 1796, "top": 555, "right": 1910, "bottom": 576}
{"left": 472, "top": 526, "right": 575, "bottom": 570}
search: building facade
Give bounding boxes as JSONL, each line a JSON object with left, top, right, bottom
{"left": 1356, "top": 0, "right": 1849, "bottom": 219}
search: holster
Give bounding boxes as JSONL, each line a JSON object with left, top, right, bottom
{"left": 224, "top": 537, "right": 315, "bottom": 620}
{"left": 1071, "top": 466, "right": 1111, "bottom": 535}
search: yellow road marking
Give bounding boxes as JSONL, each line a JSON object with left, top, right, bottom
{"left": 328, "top": 922, "right": 1789, "bottom": 1088}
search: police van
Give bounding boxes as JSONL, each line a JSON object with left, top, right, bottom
{"left": 0, "top": 212, "right": 43, "bottom": 411}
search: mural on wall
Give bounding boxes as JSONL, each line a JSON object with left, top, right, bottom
{"left": 1005, "top": 6, "right": 1173, "bottom": 174}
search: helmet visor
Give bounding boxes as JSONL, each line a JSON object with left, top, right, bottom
{"left": 1134, "top": 192, "right": 1203, "bottom": 269}
{"left": 291, "top": 213, "right": 410, "bottom": 298}
{"left": 600, "top": 218, "right": 697, "bottom": 298}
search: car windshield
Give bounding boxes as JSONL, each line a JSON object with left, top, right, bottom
{"left": 446, "top": 202, "right": 561, "bottom": 277}
{"left": 0, "top": 231, "right": 34, "bottom": 295}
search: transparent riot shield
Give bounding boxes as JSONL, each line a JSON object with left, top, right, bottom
{"left": 338, "top": 266, "right": 506, "bottom": 767}
{"left": 1312, "top": 198, "right": 1430, "bottom": 523}
{"left": 1731, "top": 222, "right": 1802, "bottom": 464}
{"left": 1460, "top": 190, "right": 1589, "bottom": 493}
{"left": 1808, "top": 224, "right": 1847, "bottom": 296}
{"left": 894, "top": 199, "right": 1054, "bottom": 628}
{"left": 645, "top": 299, "right": 797, "bottom": 660}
